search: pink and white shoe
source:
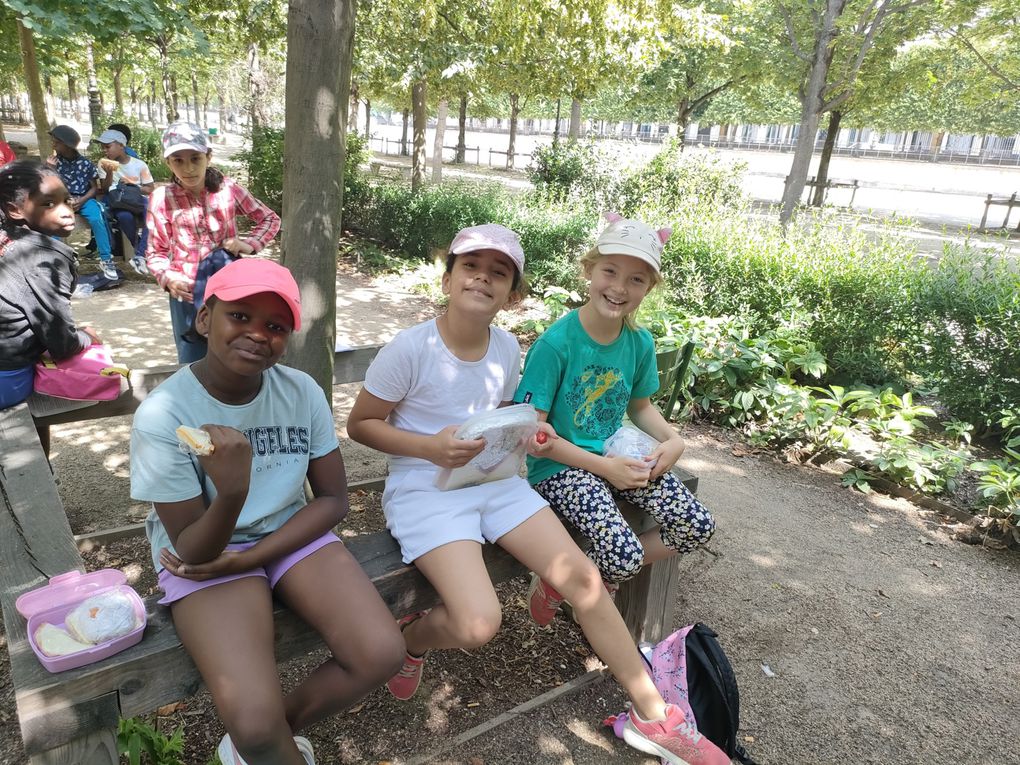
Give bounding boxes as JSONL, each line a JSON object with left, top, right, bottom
{"left": 623, "top": 704, "right": 731, "bottom": 765}
{"left": 387, "top": 610, "right": 430, "bottom": 701}
{"left": 217, "top": 733, "right": 316, "bottom": 765}
{"left": 527, "top": 573, "right": 564, "bottom": 626}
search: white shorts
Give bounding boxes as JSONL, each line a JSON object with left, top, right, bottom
{"left": 382, "top": 469, "right": 549, "bottom": 563}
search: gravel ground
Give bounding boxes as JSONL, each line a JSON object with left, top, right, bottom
{"left": 1, "top": 258, "right": 1017, "bottom": 765}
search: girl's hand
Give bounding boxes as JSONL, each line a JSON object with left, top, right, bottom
{"left": 647, "top": 435, "right": 686, "bottom": 480}
{"left": 198, "top": 424, "right": 252, "bottom": 499}
{"left": 166, "top": 279, "right": 193, "bottom": 303}
{"left": 159, "top": 547, "right": 251, "bottom": 581}
{"left": 527, "top": 422, "right": 558, "bottom": 455}
{"left": 428, "top": 424, "right": 485, "bottom": 468}
{"left": 222, "top": 237, "right": 255, "bottom": 256}
{"left": 603, "top": 455, "right": 652, "bottom": 490}
{"left": 82, "top": 326, "right": 102, "bottom": 345}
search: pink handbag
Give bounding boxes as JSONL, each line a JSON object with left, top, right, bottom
{"left": 33, "top": 344, "right": 129, "bottom": 401}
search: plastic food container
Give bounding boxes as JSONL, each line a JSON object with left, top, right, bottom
{"left": 435, "top": 403, "right": 539, "bottom": 490}
{"left": 15, "top": 569, "right": 146, "bottom": 673}
{"left": 603, "top": 425, "right": 660, "bottom": 469}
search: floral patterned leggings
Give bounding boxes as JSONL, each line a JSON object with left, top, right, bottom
{"left": 534, "top": 467, "right": 715, "bottom": 584}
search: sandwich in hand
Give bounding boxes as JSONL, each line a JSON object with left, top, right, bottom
{"left": 176, "top": 425, "right": 214, "bottom": 456}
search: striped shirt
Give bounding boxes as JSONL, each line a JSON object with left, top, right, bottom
{"left": 145, "top": 177, "right": 280, "bottom": 289}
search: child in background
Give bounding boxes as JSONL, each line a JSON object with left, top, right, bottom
{"left": 95, "top": 127, "right": 153, "bottom": 275}
{"left": 130, "top": 259, "right": 403, "bottom": 765}
{"left": 146, "top": 121, "right": 280, "bottom": 364}
{"left": 347, "top": 224, "right": 729, "bottom": 765}
{"left": 46, "top": 124, "right": 118, "bottom": 280}
{"left": 516, "top": 214, "right": 715, "bottom": 625}
{"left": 106, "top": 123, "right": 140, "bottom": 159}
{"left": 0, "top": 160, "right": 102, "bottom": 451}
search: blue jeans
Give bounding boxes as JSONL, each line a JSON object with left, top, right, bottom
{"left": 0, "top": 365, "right": 34, "bottom": 409}
{"left": 169, "top": 295, "right": 207, "bottom": 363}
{"left": 77, "top": 198, "right": 113, "bottom": 263}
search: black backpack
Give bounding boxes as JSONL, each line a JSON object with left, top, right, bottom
{"left": 684, "top": 623, "right": 758, "bottom": 764}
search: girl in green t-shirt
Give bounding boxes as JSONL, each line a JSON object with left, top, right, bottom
{"left": 516, "top": 214, "right": 716, "bottom": 626}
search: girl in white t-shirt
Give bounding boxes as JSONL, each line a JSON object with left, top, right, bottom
{"left": 96, "top": 127, "right": 153, "bottom": 272}
{"left": 347, "top": 224, "right": 728, "bottom": 765}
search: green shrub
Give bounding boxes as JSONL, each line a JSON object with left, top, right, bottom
{"left": 237, "top": 127, "right": 370, "bottom": 219}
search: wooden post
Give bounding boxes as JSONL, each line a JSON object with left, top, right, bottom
{"left": 980, "top": 194, "right": 992, "bottom": 229}
{"left": 1003, "top": 192, "right": 1017, "bottom": 229}
{"left": 848, "top": 180, "right": 858, "bottom": 209}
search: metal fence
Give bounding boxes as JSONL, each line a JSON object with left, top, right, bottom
{"left": 368, "top": 135, "right": 482, "bottom": 165}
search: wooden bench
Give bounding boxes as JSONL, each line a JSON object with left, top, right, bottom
{"left": 803, "top": 175, "right": 859, "bottom": 207}
{"left": 368, "top": 159, "right": 413, "bottom": 179}
{"left": 1, "top": 344, "right": 697, "bottom": 763}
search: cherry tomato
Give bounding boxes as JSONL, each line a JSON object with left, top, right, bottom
{"left": 536, "top": 431, "right": 548, "bottom": 444}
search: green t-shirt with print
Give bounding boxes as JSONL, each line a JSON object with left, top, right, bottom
{"left": 515, "top": 309, "right": 659, "bottom": 485}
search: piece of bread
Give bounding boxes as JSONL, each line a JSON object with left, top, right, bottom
{"left": 176, "top": 425, "right": 214, "bottom": 456}
{"left": 64, "top": 591, "right": 138, "bottom": 644}
{"left": 34, "top": 622, "right": 92, "bottom": 657}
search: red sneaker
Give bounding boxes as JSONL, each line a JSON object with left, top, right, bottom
{"left": 623, "top": 703, "right": 731, "bottom": 765}
{"left": 527, "top": 573, "right": 564, "bottom": 626}
{"left": 387, "top": 611, "right": 429, "bottom": 701}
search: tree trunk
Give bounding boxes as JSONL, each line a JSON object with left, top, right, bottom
{"left": 280, "top": 0, "right": 355, "bottom": 395}
{"left": 158, "top": 39, "right": 176, "bottom": 122}
{"left": 810, "top": 109, "right": 842, "bottom": 207}
{"left": 67, "top": 73, "right": 79, "bottom": 120}
{"left": 247, "top": 43, "right": 268, "bottom": 130}
{"left": 411, "top": 80, "right": 426, "bottom": 192}
{"left": 348, "top": 81, "right": 359, "bottom": 134}
{"left": 431, "top": 99, "right": 447, "bottom": 183}
{"left": 364, "top": 98, "right": 371, "bottom": 136}
{"left": 676, "top": 95, "right": 692, "bottom": 151}
{"left": 779, "top": 0, "right": 847, "bottom": 227}
{"left": 568, "top": 97, "right": 582, "bottom": 139}
{"left": 85, "top": 45, "right": 103, "bottom": 135}
{"left": 17, "top": 21, "right": 50, "bottom": 157}
{"left": 170, "top": 74, "right": 180, "bottom": 120}
{"left": 455, "top": 94, "right": 467, "bottom": 163}
{"left": 191, "top": 70, "right": 201, "bottom": 127}
{"left": 113, "top": 66, "right": 124, "bottom": 113}
{"left": 147, "top": 81, "right": 155, "bottom": 125}
{"left": 43, "top": 73, "right": 55, "bottom": 125}
{"left": 553, "top": 98, "right": 561, "bottom": 145}
{"left": 506, "top": 93, "right": 520, "bottom": 171}
{"left": 400, "top": 108, "right": 410, "bottom": 156}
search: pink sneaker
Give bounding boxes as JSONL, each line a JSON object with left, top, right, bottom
{"left": 387, "top": 611, "right": 429, "bottom": 701}
{"left": 622, "top": 704, "right": 730, "bottom": 765}
{"left": 527, "top": 573, "right": 564, "bottom": 626}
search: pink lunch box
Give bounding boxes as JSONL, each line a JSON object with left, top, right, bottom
{"left": 15, "top": 569, "right": 147, "bottom": 673}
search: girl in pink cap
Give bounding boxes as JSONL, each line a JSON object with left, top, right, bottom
{"left": 347, "top": 223, "right": 728, "bottom": 765}
{"left": 130, "top": 259, "right": 403, "bottom": 765}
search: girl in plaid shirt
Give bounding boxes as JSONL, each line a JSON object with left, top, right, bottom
{"left": 147, "top": 121, "right": 280, "bottom": 363}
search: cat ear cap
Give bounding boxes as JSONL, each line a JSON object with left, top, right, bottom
{"left": 595, "top": 212, "right": 671, "bottom": 274}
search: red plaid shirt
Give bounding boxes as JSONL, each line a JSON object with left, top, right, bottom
{"left": 145, "top": 177, "right": 280, "bottom": 289}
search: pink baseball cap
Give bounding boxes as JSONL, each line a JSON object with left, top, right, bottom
{"left": 449, "top": 224, "right": 525, "bottom": 274}
{"left": 205, "top": 259, "right": 302, "bottom": 331}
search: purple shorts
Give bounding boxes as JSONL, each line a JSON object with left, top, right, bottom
{"left": 157, "top": 531, "right": 341, "bottom": 605}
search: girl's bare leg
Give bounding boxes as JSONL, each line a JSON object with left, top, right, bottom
{"left": 273, "top": 542, "right": 406, "bottom": 732}
{"left": 402, "top": 540, "right": 502, "bottom": 655}
{"left": 497, "top": 508, "right": 668, "bottom": 721}
{"left": 170, "top": 577, "right": 305, "bottom": 765}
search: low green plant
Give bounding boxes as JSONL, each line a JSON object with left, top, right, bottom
{"left": 971, "top": 448, "right": 1020, "bottom": 526}
{"left": 841, "top": 467, "right": 874, "bottom": 493}
{"left": 118, "top": 718, "right": 184, "bottom": 765}
{"left": 517, "top": 285, "right": 582, "bottom": 334}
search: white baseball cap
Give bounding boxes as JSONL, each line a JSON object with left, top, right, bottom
{"left": 449, "top": 224, "right": 525, "bottom": 274}
{"left": 162, "top": 121, "right": 209, "bottom": 157}
{"left": 95, "top": 129, "right": 127, "bottom": 146}
{"left": 595, "top": 214, "right": 672, "bottom": 274}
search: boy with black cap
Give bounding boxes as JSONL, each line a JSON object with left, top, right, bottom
{"left": 46, "top": 124, "right": 118, "bottom": 280}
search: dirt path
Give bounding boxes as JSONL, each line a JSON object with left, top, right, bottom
{"left": 1, "top": 261, "right": 1017, "bottom": 765}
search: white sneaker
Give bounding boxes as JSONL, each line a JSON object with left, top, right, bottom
{"left": 99, "top": 261, "right": 119, "bottom": 281}
{"left": 217, "top": 733, "right": 315, "bottom": 765}
{"left": 129, "top": 256, "right": 149, "bottom": 276}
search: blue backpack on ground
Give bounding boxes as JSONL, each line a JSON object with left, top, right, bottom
{"left": 605, "top": 623, "right": 759, "bottom": 764}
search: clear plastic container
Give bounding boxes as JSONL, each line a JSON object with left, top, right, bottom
{"left": 435, "top": 403, "right": 539, "bottom": 490}
{"left": 602, "top": 425, "right": 660, "bottom": 468}
{"left": 16, "top": 569, "right": 146, "bottom": 673}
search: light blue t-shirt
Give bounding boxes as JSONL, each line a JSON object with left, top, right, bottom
{"left": 130, "top": 364, "right": 339, "bottom": 571}
{"left": 515, "top": 309, "right": 659, "bottom": 484}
